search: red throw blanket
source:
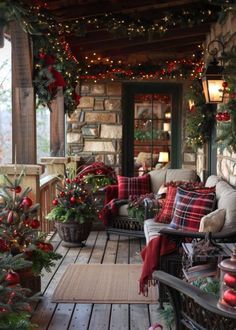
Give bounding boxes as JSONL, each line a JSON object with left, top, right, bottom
{"left": 139, "top": 235, "right": 176, "bottom": 296}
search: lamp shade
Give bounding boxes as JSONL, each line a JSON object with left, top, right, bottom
{"left": 202, "top": 63, "right": 224, "bottom": 103}
{"left": 158, "top": 152, "right": 169, "bottom": 163}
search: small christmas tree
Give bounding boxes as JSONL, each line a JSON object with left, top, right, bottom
{"left": 0, "top": 253, "right": 37, "bottom": 330}
{"left": 0, "top": 173, "right": 61, "bottom": 276}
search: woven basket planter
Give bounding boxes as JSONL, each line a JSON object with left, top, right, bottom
{"left": 54, "top": 219, "right": 93, "bottom": 247}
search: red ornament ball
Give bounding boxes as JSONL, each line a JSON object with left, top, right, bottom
{"left": 37, "top": 242, "right": 53, "bottom": 252}
{"left": 22, "top": 197, "right": 33, "bottom": 207}
{"left": 222, "top": 81, "right": 228, "bottom": 89}
{"left": 14, "top": 186, "right": 22, "bottom": 193}
{"left": 60, "top": 191, "right": 65, "bottom": 197}
{"left": 224, "top": 273, "right": 236, "bottom": 288}
{"left": 52, "top": 199, "right": 58, "bottom": 206}
{"left": 0, "top": 238, "right": 9, "bottom": 252}
{"left": 42, "top": 243, "right": 54, "bottom": 252}
{"left": 70, "top": 196, "right": 76, "bottom": 204}
{"left": 223, "top": 289, "right": 236, "bottom": 306}
{"left": 5, "top": 270, "right": 20, "bottom": 285}
{"left": 30, "top": 219, "right": 40, "bottom": 229}
{"left": 66, "top": 178, "right": 71, "bottom": 184}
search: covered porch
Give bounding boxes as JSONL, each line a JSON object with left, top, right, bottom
{"left": 1, "top": 1, "right": 236, "bottom": 329}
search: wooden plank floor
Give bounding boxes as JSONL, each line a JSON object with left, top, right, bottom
{"left": 31, "top": 231, "right": 168, "bottom": 330}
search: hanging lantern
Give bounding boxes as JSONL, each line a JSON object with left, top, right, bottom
{"left": 202, "top": 39, "right": 225, "bottom": 104}
{"left": 218, "top": 248, "right": 236, "bottom": 313}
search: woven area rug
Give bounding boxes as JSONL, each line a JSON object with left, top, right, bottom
{"left": 52, "top": 264, "right": 157, "bottom": 304}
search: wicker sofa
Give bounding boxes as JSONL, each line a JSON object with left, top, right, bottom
{"left": 104, "top": 168, "right": 198, "bottom": 239}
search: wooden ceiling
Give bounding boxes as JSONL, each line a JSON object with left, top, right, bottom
{"left": 34, "top": 0, "right": 223, "bottom": 66}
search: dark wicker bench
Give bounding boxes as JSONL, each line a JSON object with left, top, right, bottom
{"left": 106, "top": 215, "right": 145, "bottom": 239}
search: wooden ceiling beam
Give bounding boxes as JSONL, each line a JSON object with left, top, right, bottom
{"left": 47, "top": 0, "right": 200, "bottom": 20}
{"left": 73, "top": 36, "right": 204, "bottom": 59}
{"left": 67, "top": 24, "right": 211, "bottom": 48}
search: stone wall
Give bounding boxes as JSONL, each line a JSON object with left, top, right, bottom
{"left": 201, "top": 12, "right": 236, "bottom": 180}
{"left": 66, "top": 82, "right": 122, "bottom": 173}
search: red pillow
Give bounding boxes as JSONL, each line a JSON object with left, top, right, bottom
{"left": 155, "top": 185, "right": 177, "bottom": 224}
{"left": 117, "top": 174, "right": 151, "bottom": 200}
{"left": 169, "top": 187, "right": 216, "bottom": 232}
{"left": 155, "top": 182, "right": 214, "bottom": 224}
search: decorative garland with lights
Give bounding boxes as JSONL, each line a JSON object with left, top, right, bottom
{"left": 80, "top": 57, "right": 204, "bottom": 81}
{"left": 185, "top": 79, "right": 216, "bottom": 149}
{"left": 1, "top": 0, "right": 234, "bottom": 113}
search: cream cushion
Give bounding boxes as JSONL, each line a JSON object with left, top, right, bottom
{"left": 199, "top": 209, "right": 226, "bottom": 233}
{"left": 148, "top": 169, "right": 198, "bottom": 194}
{"left": 205, "top": 175, "right": 222, "bottom": 187}
{"left": 216, "top": 181, "right": 236, "bottom": 231}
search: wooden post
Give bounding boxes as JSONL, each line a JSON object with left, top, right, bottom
{"left": 49, "top": 87, "right": 65, "bottom": 157}
{"left": 0, "top": 165, "right": 43, "bottom": 204}
{"left": 11, "top": 21, "right": 36, "bottom": 164}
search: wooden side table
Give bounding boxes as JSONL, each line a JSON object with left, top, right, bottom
{"left": 182, "top": 242, "right": 235, "bottom": 282}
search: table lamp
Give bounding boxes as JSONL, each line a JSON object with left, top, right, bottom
{"left": 158, "top": 152, "right": 169, "bottom": 163}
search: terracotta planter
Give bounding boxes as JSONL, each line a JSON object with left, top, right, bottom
{"left": 54, "top": 219, "right": 93, "bottom": 247}
{"left": 17, "top": 267, "right": 41, "bottom": 295}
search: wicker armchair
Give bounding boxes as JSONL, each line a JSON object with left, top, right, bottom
{"left": 154, "top": 270, "right": 236, "bottom": 330}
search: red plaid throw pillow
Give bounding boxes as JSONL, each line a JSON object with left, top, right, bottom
{"left": 117, "top": 174, "right": 151, "bottom": 199}
{"left": 155, "top": 182, "right": 214, "bottom": 224}
{"left": 169, "top": 187, "right": 216, "bottom": 232}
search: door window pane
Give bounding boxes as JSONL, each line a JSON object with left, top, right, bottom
{"left": 134, "top": 93, "right": 171, "bottom": 176}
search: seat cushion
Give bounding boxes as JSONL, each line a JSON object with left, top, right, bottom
{"left": 144, "top": 218, "right": 168, "bottom": 244}
{"left": 170, "top": 187, "right": 216, "bottom": 232}
{"left": 117, "top": 174, "right": 151, "bottom": 199}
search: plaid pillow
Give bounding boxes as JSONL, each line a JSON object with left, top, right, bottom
{"left": 117, "top": 174, "right": 151, "bottom": 200}
{"left": 155, "top": 183, "right": 215, "bottom": 224}
{"left": 169, "top": 187, "right": 216, "bottom": 232}
{"left": 155, "top": 185, "right": 177, "bottom": 224}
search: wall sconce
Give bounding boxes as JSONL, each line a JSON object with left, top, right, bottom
{"left": 202, "top": 39, "right": 225, "bottom": 104}
{"left": 158, "top": 151, "right": 169, "bottom": 163}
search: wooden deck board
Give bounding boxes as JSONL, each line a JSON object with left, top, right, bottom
{"left": 32, "top": 231, "right": 165, "bottom": 330}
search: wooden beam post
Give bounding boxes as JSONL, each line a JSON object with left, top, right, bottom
{"left": 11, "top": 21, "right": 36, "bottom": 164}
{"left": 49, "top": 87, "right": 65, "bottom": 157}
{"left": 0, "top": 165, "right": 43, "bottom": 204}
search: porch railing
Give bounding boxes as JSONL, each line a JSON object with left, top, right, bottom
{"left": 39, "top": 174, "right": 61, "bottom": 234}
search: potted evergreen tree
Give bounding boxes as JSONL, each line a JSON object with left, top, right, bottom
{"left": 46, "top": 174, "right": 97, "bottom": 247}
{"left": 0, "top": 173, "right": 62, "bottom": 293}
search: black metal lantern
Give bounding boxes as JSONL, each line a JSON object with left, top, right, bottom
{"left": 202, "top": 40, "right": 225, "bottom": 104}
{"left": 218, "top": 247, "right": 236, "bottom": 313}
